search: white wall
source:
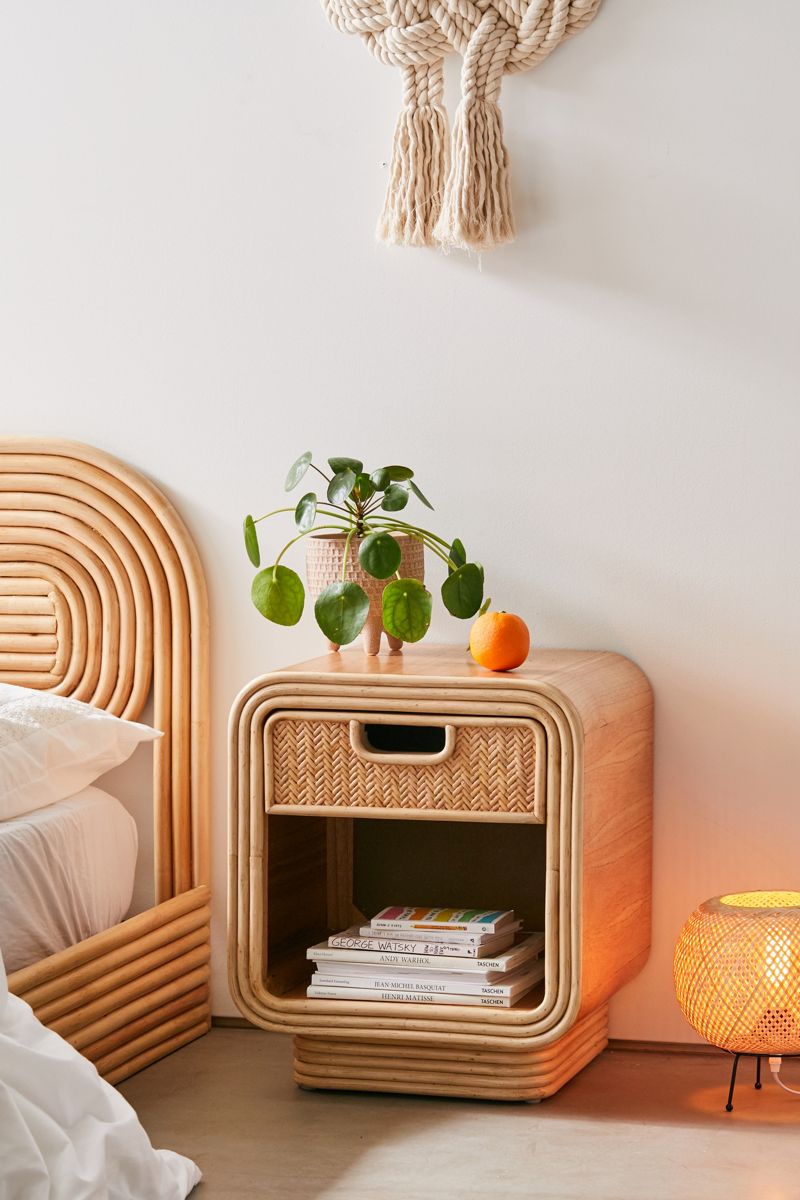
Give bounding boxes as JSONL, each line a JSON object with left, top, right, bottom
{"left": 2, "top": 0, "right": 798, "bottom": 1043}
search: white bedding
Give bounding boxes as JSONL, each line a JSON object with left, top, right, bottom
{"left": 0, "top": 946, "right": 200, "bottom": 1198}
{"left": 0, "top": 786, "right": 138, "bottom": 975}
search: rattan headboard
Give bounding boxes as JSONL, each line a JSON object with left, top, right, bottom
{"left": 0, "top": 438, "right": 208, "bottom": 902}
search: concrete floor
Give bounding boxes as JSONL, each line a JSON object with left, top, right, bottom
{"left": 120, "top": 1029, "right": 800, "bottom": 1200}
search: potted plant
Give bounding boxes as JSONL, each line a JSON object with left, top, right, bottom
{"left": 244, "top": 453, "right": 487, "bottom": 654}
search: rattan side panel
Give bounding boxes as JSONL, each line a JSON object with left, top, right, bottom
{"left": 267, "top": 715, "right": 539, "bottom": 817}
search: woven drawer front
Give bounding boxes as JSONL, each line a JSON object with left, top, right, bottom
{"left": 266, "top": 714, "right": 539, "bottom": 817}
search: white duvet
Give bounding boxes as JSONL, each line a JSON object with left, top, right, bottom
{"left": 0, "top": 946, "right": 200, "bottom": 1200}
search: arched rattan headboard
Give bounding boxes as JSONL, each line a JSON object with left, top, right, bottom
{"left": 0, "top": 438, "right": 209, "bottom": 902}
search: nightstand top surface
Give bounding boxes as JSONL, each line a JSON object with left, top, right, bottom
{"left": 272, "top": 645, "right": 624, "bottom": 687}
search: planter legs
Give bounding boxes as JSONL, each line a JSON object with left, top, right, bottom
{"left": 326, "top": 624, "right": 403, "bottom": 656}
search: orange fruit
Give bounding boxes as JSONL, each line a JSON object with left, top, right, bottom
{"left": 469, "top": 611, "right": 530, "bottom": 672}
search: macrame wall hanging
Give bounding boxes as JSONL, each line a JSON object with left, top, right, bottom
{"left": 322, "top": 0, "right": 603, "bottom": 251}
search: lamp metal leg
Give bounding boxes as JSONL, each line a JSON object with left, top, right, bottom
{"left": 755, "top": 1055, "right": 762, "bottom": 1090}
{"left": 725, "top": 1053, "right": 741, "bottom": 1112}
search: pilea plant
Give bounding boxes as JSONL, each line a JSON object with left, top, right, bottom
{"left": 244, "top": 453, "right": 489, "bottom": 645}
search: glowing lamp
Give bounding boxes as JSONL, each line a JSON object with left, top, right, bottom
{"left": 674, "top": 891, "right": 800, "bottom": 1110}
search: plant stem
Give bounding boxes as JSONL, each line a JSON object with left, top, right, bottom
{"left": 341, "top": 526, "right": 357, "bottom": 583}
{"left": 255, "top": 503, "right": 351, "bottom": 526}
{"left": 317, "top": 504, "right": 354, "bottom": 522}
{"left": 254, "top": 506, "right": 296, "bottom": 523}
{"left": 376, "top": 517, "right": 451, "bottom": 549}
{"left": 274, "top": 524, "right": 350, "bottom": 567}
{"left": 368, "top": 520, "right": 452, "bottom": 567}
{"left": 310, "top": 463, "right": 332, "bottom": 485}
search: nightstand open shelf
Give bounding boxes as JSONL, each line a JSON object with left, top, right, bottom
{"left": 262, "top": 812, "right": 549, "bottom": 1005}
{"left": 229, "top": 647, "right": 653, "bottom": 1100}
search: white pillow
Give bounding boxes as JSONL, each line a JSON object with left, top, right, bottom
{"left": 0, "top": 684, "right": 161, "bottom": 822}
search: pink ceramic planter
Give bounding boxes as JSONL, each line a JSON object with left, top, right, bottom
{"left": 305, "top": 533, "right": 425, "bottom": 655}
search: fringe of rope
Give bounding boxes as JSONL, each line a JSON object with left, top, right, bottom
{"left": 377, "top": 75, "right": 449, "bottom": 246}
{"left": 432, "top": 97, "right": 514, "bottom": 251}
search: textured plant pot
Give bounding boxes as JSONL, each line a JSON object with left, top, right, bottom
{"left": 305, "top": 533, "right": 425, "bottom": 655}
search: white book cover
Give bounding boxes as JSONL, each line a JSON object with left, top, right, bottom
{"left": 309, "top": 962, "right": 543, "bottom": 998}
{"left": 354, "top": 924, "right": 521, "bottom": 950}
{"left": 370, "top": 906, "right": 516, "bottom": 934}
{"left": 306, "top": 985, "right": 535, "bottom": 1009}
{"left": 310, "top": 932, "right": 545, "bottom": 976}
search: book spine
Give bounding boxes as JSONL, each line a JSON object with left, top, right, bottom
{"left": 371, "top": 919, "right": 506, "bottom": 934}
{"left": 356, "top": 925, "right": 493, "bottom": 947}
{"left": 310, "top": 970, "right": 540, "bottom": 997}
{"left": 329, "top": 936, "right": 479, "bottom": 957}
{"left": 307, "top": 985, "right": 515, "bottom": 1008}
{"left": 314, "top": 948, "right": 488, "bottom": 970}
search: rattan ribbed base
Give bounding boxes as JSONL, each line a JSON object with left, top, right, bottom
{"left": 293, "top": 1005, "right": 608, "bottom": 1101}
{"left": 9, "top": 885, "right": 211, "bottom": 1083}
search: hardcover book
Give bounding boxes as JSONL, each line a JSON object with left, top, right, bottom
{"left": 311, "top": 932, "right": 544, "bottom": 975}
{"left": 370, "top": 906, "right": 516, "bottom": 934}
{"left": 309, "top": 962, "right": 543, "bottom": 998}
{"left": 354, "top": 923, "right": 521, "bottom": 950}
{"left": 305, "top": 986, "right": 534, "bottom": 1009}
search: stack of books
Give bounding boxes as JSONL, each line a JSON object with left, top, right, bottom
{"left": 306, "top": 906, "right": 544, "bottom": 1009}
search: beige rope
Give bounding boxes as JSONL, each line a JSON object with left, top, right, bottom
{"left": 323, "top": 0, "right": 603, "bottom": 250}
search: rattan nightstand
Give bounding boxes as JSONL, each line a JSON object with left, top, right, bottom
{"left": 228, "top": 646, "right": 653, "bottom": 1101}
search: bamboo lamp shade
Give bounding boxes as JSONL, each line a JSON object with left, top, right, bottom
{"left": 674, "top": 892, "right": 800, "bottom": 1054}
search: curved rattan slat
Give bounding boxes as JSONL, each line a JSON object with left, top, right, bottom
{"left": 0, "top": 439, "right": 209, "bottom": 898}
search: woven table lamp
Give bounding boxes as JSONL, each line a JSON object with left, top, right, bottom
{"left": 674, "top": 891, "right": 800, "bottom": 1111}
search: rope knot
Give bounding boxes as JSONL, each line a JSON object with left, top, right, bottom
{"left": 323, "top": 0, "right": 603, "bottom": 248}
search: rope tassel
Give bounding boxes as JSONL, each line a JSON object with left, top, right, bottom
{"left": 378, "top": 100, "right": 449, "bottom": 247}
{"left": 323, "top": 0, "right": 605, "bottom": 251}
{"left": 434, "top": 97, "right": 514, "bottom": 252}
{"left": 377, "top": 62, "right": 449, "bottom": 247}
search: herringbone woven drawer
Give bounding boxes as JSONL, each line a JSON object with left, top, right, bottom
{"left": 264, "top": 712, "right": 541, "bottom": 818}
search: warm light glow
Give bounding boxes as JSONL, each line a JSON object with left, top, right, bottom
{"left": 764, "top": 931, "right": 792, "bottom": 988}
{"left": 674, "top": 892, "right": 800, "bottom": 1054}
{"left": 720, "top": 891, "right": 800, "bottom": 909}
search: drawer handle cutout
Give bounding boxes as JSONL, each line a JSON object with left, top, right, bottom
{"left": 349, "top": 720, "right": 456, "bottom": 765}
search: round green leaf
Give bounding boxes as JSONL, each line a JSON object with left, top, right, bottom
{"left": 386, "top": 465, "right": 414, "bottom": 481}
{"left": 370, "top": 468, "right": 390, "bottom": 491}
{"left": 409, "top": 479, "right": 434, "bottom": 510}
{"left": 353, "top": 473, "right": 375, "bottom": 502}
{"left": 381, "top": 484, "right": 409, "bottom": 512}
{"left": 244, "top": 515, "right": 260, "bottom": 567}
{"left": 251, "top": 565, "right": 305, "bottom": 626}
{"left": 284, "top": 451, "right": 312, "bottom": 492}
{"left": 314, "top": 581, "right": 370, "bottom": 645}
{"left": 382, "top": 578, "right": 432, "bottom": 642}
{"left": 294, "top": 492, "right": 317, "bottom": 531}
{"left": 448, "top": 538, "right": 466, "bottom": 575}
{"left": 441, "top": 562, "right": 484, "bottom": 619}
{"left": 327, "top": 469, "right": 357, "bottom": 505}
{"left": 358, "top": 531, "right": 402, "bottom": 579}
{"left": 328, "top": 457, "right": 363, "bottom": 476}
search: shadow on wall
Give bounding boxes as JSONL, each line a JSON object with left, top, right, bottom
{"left": 436, "top": 0, "right": 795, "bottom": 373}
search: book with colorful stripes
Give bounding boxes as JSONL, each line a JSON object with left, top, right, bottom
{"left": 370, "top": 906, "right": 516, "bottom": 935}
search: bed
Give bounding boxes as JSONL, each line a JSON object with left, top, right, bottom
{"left": 0, "top": 437, "right": 209, "bottom": 1083}
{"left": 0, "top": 785, "right": 138, "bottom": 975}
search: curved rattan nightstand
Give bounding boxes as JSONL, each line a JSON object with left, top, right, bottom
{"left": 229, "top": 646, "right": 653, "bottom": 1101}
